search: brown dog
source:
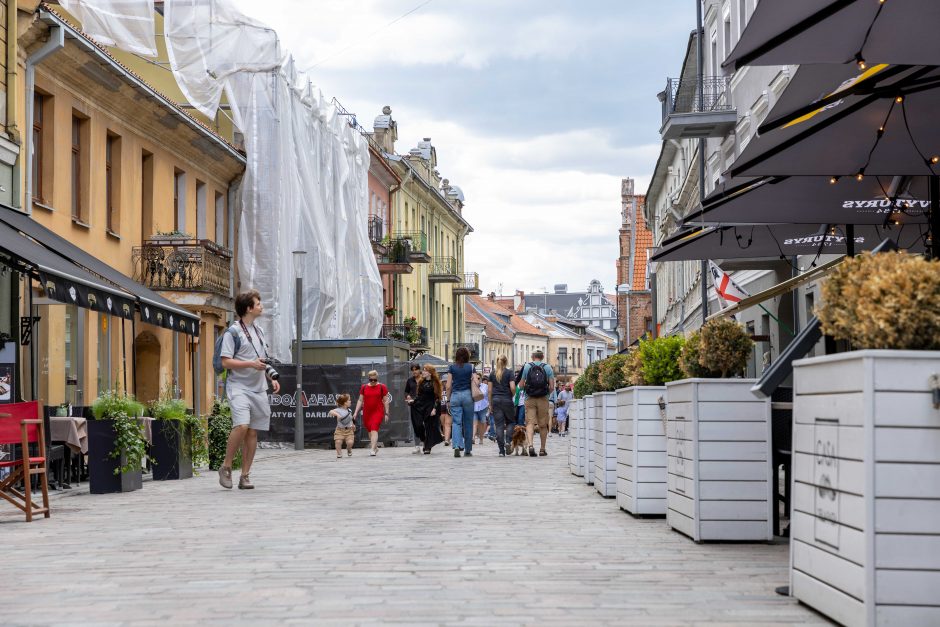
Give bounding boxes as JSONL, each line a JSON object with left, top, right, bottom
{"left": 510, "top": 425, "right": 527, "bottom": 455}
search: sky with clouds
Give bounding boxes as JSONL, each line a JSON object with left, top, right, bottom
{"left": 231, "top": 0, "right": 692, "bottom": 295}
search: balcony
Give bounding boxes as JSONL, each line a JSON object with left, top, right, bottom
{"left": 376, "top": 240, "right": 413, "bottom": 275}
{"left": 368, "top": 215, "right": 386, "bottom": 255}
{"left": 396, "top": 231, "right": 430, "bottom": 263}
{"left": 453, "top": 272, "right": 482, "bottom": 295}
{"left": 659, "top": 76, "right": 736, "bottom": 140}
{"left": 428, "top": 256, "right": 459, "bottom": 283}
{"left": 133, "top": 237, "right": 232, "bottom": 299}
{"left": 380, "top": 323, "right": 428, "bottom": 349}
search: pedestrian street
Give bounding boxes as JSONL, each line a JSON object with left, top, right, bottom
{"left": 0, "top": 436, "right": 828, "bottom": 626}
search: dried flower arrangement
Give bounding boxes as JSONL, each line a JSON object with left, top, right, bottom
{"left": 680, "top": 318, "right": 753, "bottom": 378}
{"left": 817, "top": 252, "right": 940, "bottom": 350}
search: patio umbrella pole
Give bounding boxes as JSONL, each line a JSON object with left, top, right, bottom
{"left": 931, "top": 175, "right": 939, "bottom": 260}
{"left": 845, "top": 224, "right": 855, "bottom": 257}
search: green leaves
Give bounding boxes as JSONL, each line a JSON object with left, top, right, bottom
{"left": 107, "top": 411, "right": 147, "bottom": 475}
{"left": 637, "top": 335, "right": 686, "bottom": 385}
{"left": 680, "top": 319, "right": 753, "bottom": 379}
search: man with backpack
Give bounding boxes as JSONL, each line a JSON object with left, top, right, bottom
{"left": 519, "top": 349, "right": 555, "bottom": 457}
{"left": 214, "top": 290, "right": 280, "bottom": 490}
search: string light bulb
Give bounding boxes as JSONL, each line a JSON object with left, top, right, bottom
{"left": 930, "top": 155, "right": 939, "bottom": 164}
{"left": 896, "top": 95, "right": 904, "bottom": 103}
{"left": 829, "top": 176, "right": 839, "bottom": 184}
{"left": 856, "top": 169, "right": 865, "bottom": 181}
{"left": 855, "top": 54, "right": 867, "bottom": 70}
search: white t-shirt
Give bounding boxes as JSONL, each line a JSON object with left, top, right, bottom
{"left": 220, "top": 321, "right": 269, "bottom": 394}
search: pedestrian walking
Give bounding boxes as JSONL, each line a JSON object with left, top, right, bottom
{"left": 217, "top": 289, "right": 281, "bottom": 490}
{"left": 487, "top": 354, "right": 516, "bottom": 457}
{"left": 440, "top": 372, "right": 453, "bottom": 446}
{"left": 556, "top": 384, "right": 573, "bottom": 437}
{"left": 513, "top": 366, "right": 526, "bottom": 426}
{"left": 353, "top": 370, "right": 390, "bottom": 456}
{"left": 414, "top": 365, "right": 444, "bottom": 454}
{"left": 404, "top": 363, "right": 423, "bottom": 454}
{"left": 472, "top": 371, "right": 489, "bottom": 445}
{"left": 330, "top": 394, "right": 355, "bottom": 458}
{"left": 519, "top": 349, "right": 555, "bottom": 457}
{"left": 445, "top": 346, "right": 475, "bottom": 457}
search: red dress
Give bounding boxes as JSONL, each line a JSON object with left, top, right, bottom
{"left": 360, "top": 383, "right": 388, "bottom": 432}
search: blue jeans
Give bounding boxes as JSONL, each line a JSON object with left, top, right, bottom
{"left": 450, "top": 389, "right": 475, "bottom": 452}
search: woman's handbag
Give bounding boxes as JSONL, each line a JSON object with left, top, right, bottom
{"left": 471, "top": 375, "right": 484, "bottom": 402}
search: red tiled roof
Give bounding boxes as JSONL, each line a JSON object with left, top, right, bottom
{"left": 633, "top": 211, "right": 654, "bottom": 290}
{"left": 464, "top": 305, "right": 488, "bottom": 326}
{"left": 467, "top": 297, "right": 513, "bottom": 342}
{"left": 507, "top": 314, "right": 547, "bottom": 337}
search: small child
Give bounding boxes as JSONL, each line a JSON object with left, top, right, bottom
{"left": 330, "top": 394, "right": 355, "bottom": 458}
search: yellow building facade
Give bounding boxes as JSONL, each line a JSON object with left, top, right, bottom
{"left": 372, "top": 109, "right": 480, "bottom": 359}
{"left": 8, "top": 5, "right": 244, "bottom": 413}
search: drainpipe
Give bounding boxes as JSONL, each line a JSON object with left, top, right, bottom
{"left": 226, "top": 176, "right": 241, "bottom": 315}
{"left": 6, "top": 0, "right": 18, "bottom": 142}
{"left": 24, "top": 16, "right": 64, "bottom": 214}
{"left": 696, "top": 0, "right": 709, "bottom": 328}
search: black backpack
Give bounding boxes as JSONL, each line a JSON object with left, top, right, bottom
{"left": 525, "top": 362, "right": 549, "bottom": 397}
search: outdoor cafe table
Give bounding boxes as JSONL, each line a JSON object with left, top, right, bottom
{"left": 49, "top": 416, "right": 88, "bottom": 455}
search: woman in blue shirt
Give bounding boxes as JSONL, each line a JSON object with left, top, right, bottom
{"left": 445, "top": 346, "right": 476, "bottom": 457}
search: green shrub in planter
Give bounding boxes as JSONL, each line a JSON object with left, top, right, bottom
{"left": 91, "top": 391, "right": 147, "bottom": 475}
{"left": 597, "top": 353, "right": 630, "bottom": 391}
{"left": 680, "top": 318, "right": 753, "bottom": 378}
{"left": 208, "top": 398, "right": 241, "bottom": 471}
{"left": 638, "top": 335, "right": 686, "bottom": 385}
{"left": 573, "top": 361, "right": 601, "bottom": 398}
{"left": 622, "top": 348, "right": 646, "bottom": 386}
{"left": 818, "top": 251, "right": 940, "bottom": 350}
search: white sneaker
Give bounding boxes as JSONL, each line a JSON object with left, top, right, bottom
{"left": 369, "top": 449, "right": 377, "bottom": 456}
{"left": 412, "top": 446, "right": 422, "bottom": 454}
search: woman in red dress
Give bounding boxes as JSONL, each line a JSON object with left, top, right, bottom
{"left": 353, "top": 370, "right": 390, "bottom": 456}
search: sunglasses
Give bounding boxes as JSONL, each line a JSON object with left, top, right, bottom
{"left": 369, "top": 378, "right": 378, "bottom": 383}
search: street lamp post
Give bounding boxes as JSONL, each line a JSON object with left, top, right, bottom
{"left": 292, "top": 250, "right": 307, "bottom": 451}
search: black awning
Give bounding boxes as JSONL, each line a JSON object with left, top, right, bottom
{"left": 0, "top": 220, "right": 135, "bottom": 318}
{"left": 651, "top": 223, "right": 927, "bottom": 263}
{"left": 0, "top": 205, "right": 200, "bottom": 336}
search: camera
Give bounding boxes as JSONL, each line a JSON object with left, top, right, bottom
{"left": 260, "top": 358, "right": 280, "bottom": 381}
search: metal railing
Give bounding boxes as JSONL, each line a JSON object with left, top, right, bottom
{"left": 379, "top": 239, "right": 412, "bottom": 264}
{"left": 396, "top": 231, "right": 428, "bottom": 254}
{"left": 430, "top": 256, "right": 458, "bottom": 276}
{"left": 368, "top": 215, "right": 385, "bottom": 245}
{"left": 380, "top": 323, "right": 428, "bottom": 347}
{"left": 459, "top": 272, "right": 479, "bottom": 291}
{"left": 133, "top": 238, "right": 232, "bottom": 297}
{"left": 453, "top": 342, "right": 480, "bottom": 361}
{"left": 662, "top": 76, "right": 733, "bottom": 121}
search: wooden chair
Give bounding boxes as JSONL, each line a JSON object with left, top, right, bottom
{"left": 0, "top": 401, "right": 50, "bottom": 522}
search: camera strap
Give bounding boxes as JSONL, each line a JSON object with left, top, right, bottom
{"left": 238, "top": 320, "right": 267, "bottom": 361}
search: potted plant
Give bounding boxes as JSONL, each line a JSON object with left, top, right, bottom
{"left": 149, "top": 396, "right": 195, "bottom": 480}
{"left": 384, "top": 307, "right": 396, "bottom": 320}
{"left": 789, "top": 252, "right": 940, "bottom": 626}
{"left": 616, "top": 335, "right": 685, "bottom": 517}
{"left": 569, "top": 361, "right": 600, "bottom": 479}
{"left": 88, "top": 391, "right": 146, "bottom": 494}
{"left": 592, "top": 354, "right": 629, "bottom": 497}
{"left": 665, "top": 318, "right": 773, "bottom": 542}
{"left": 207, "top": 398, "right": 242, "bottom": 472}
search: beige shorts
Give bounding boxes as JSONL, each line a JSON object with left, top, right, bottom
{"left": 524, "top": 396, "right": 551, "bottom": 430}
{"left": 228, "top": 389, "right": 271, "bottom": 431}
{"left": 334, "top": 426, "right": 355, "bottom": 446}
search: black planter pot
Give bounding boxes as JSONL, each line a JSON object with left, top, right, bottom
{"left": 150, "top": 420, "right": 193, "bottom": 481}
{"left": 87, "top": 419, "right": 143, "bottom": 494}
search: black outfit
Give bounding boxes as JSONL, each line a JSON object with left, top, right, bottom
{"left": 404, "top": 375, "right": 422, "bottom": 443}
{"left": 488, "top": 369, "right": 516, "bottom": 453}
{"left": 413, "top": 379, "right": 444, "bottom": 452}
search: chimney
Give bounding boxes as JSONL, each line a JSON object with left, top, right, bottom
{"left": 487, "top": 292, "right": 496, "bottom": 302}
{"left": 514, "top": 290, "right": 525, "bottom": 312}
{"left": 372, "top": 105, "right": 397, "bottom": 153}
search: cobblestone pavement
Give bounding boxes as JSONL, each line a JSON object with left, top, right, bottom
{"left": 0, "top": 435, "right": 828, "bottom": 626}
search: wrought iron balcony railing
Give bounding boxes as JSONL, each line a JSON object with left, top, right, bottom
{"left": 368, "top": 215, "right": 385, "bottom": 245}
{"left": 453, "top": 342, "right": 480, "bottom": 362}
{"left": 662, "top": 76, "right": 733, "bottom": 120}
{"left": 133, "top": 237, "right": 232, "bottom": 297}
{"left": 380, "top": 323, "right": 428, "bottom": 347}
{"left": 429, "top": 256, "right": 458, "bottom": 278}
{"left": 453, "top": 272, "right": 481, "bottom": 295}
{"left": 396, "top": 231, "right": 428, "bottom": 254}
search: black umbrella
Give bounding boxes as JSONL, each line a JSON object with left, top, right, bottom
{"left": 685, "top": 174, "right": 930, "bottom": 226}
{"left": 650, "top": 223, "right": 926, "bottom": 263}
{"left": 724, "top": 0, "right": 940, "bottom": 71}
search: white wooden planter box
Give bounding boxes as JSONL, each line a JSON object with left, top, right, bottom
{"left": 584, "top": 395, "right": 595, "bottom": 486}
{"left": 568, "top": 399, "right": 584, "bottom": 477}
{"left": 665, "top": 378, "right": 772, "bottom": 542}
{"left": 616, "top": 386, "right": 668, "bottom": 516}
{"left": 593, "top": 392, "right": 618, "bottom": 497}
{"left": 790, "top": 350, "right": 940, "bottom": 627}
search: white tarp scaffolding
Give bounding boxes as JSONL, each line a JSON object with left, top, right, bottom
{"left": 158, "top": 0, "right": 383, "bottom": 359}
{"left": 58, "top": 0, "right": 157, "bottom": 56}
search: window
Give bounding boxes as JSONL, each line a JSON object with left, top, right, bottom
{"left": 739, "top": 0, "right": 747, "bottom": 36}
{"left": 215, "top": 191, "right": 226, "bottom": 245}
{"left": 106, "top": 133, "right": 122, "bottom": 234}
{"left": 173, "top": 169, "right": 186, "bottom": 232}
{"left": 71, "top": 115, "right": 87, "bottom": 221}
{"left": 97, "top": 313, "right": 111, "bottom": 395}
{"left": 196, "top": 180, "right": 207, "bottom": 239}
{"left": 141, "top": 151, "right": 154, "bottom": 240}
{"left": 32, "top": 94, "right": 45, "bottom": 203}
{"left": 724, "top": 17, "right": 732, "bottom": 61}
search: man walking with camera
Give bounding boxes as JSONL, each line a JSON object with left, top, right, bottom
{"left": 519, "top": 349, "right": 554, "bottom": 457}
{"left": 218, "top": 290, "right": 280, "bottom": 490}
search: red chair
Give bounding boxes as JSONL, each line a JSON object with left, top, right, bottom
{"left": 0, "top": 401, "right": 50, "bottom": 522}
